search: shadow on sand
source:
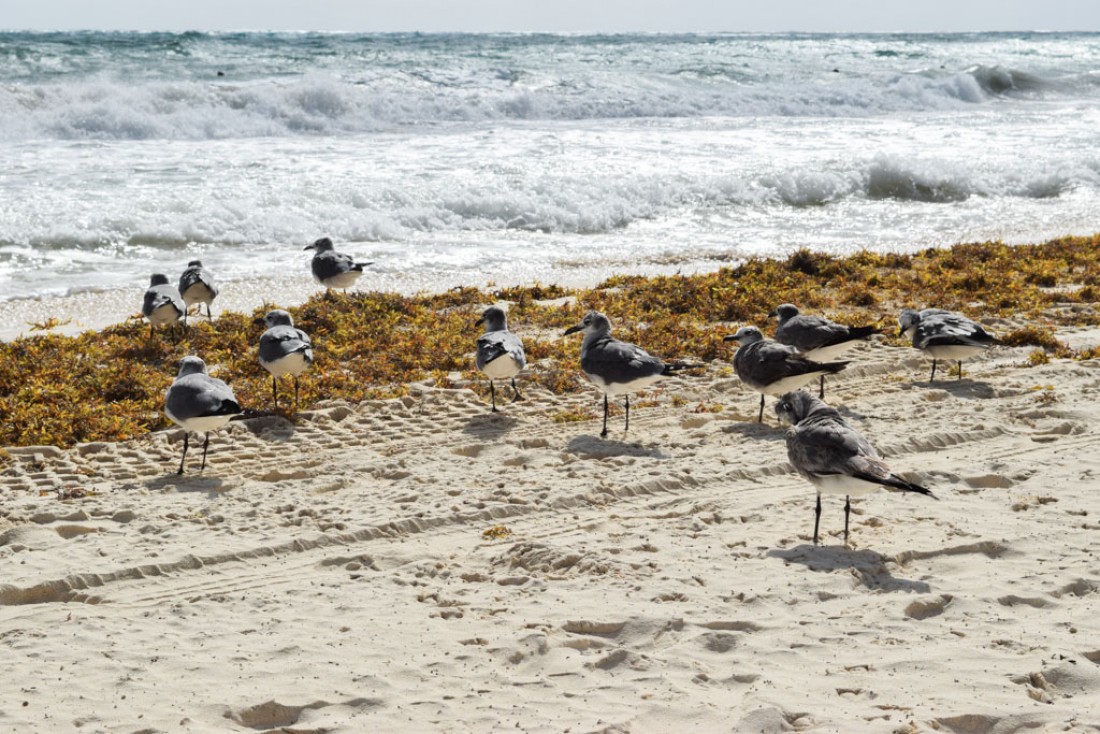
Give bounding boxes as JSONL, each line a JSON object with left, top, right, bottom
{"left": 566, "top": 435, "right": 668, "bottom": 460}
{"left": 768, "top": 544, "right": 931, "bottom": 593}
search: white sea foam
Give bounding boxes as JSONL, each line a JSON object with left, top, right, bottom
{"left": 1, "top": 32, "right": 1099, "bottom": 305}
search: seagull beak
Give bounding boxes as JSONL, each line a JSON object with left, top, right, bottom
{"left": 722, "top": 334, "right": 739, "bottom": 342}
{"left": 472, "top": 317, "right": 484, "bottom": 329}
{"left": 896, "top": 327, "right": 905, "bottom": 337}
{"left": 252, "top": 317, "right": 265, "bottom": 326}
{"left": 303, "top": 244, "right": 315, "bottom": 251}
{"left": 767, "top": 309, "right": 778, "bottom": 318}
{"left": 563, "top": 324, "right": 584, "bottom": 337}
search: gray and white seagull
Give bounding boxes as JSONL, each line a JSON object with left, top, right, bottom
{"left": 257, "top": 309, "right": 314, "bottom": 410}
{"left": 178, "top": 260, "right": 219, "bottom": 322}
{"left": 142, "top": 274, "right": 186, "bottom": 336}
{"left": 304, "top": 237, "right": 373, "bottom": 292}
{"left": 770, "top": 303, "right": 879, "bottom": 398}
{"left": 775, "top": 390, "right": 936, "bottom": 545}
{"left": 724, "top": 326, "right": 848, "bottom": 423}
{"left": 564, "top": 310, "right": 699, "bottom": 438}
{"left": 164, "top": 356, "right": 243, "bottom": 475}
{"left": 475, "top": 306, "right": 526, "bottom": 412}
{"left": 898, "top": 308, "right": 998, "bottom": 383}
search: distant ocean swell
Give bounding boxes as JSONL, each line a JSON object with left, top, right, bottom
{"left": 0, "top": 63, "right": 1089, "bottom": 141}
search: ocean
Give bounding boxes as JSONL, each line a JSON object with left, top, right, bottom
{"left": 1, "top": 31, "right": 1099, "bottom": 303}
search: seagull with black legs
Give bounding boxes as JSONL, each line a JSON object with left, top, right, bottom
{"left": 898, "top": 308, "right": 998, "bottom": 383}
{"left": 257, "top": 309, "right": 314, "bottom": 411}
{"left": 724, "top": 326, "right": 848, "bottom": 423}
{"left": 775, "top": 390, "right": 936, "bottom": 546}
{"left": 178, "top": 260, "right": 219, "bottom": 322}
{"left": 304, "top": 237, "right": 373, "bottom": 292}
{"left": 142, "top": 274, "right": 186, "bottom": 336}
{"left": 164, "top": 356, "right": 243, "bottom": 475}
{"left": 475, "top": 306, "right": 526, "bottom": 412}
{"left": 564, "top": 310, "right": 700, "bottom": 438}
{"left": 770, "top": 303, "right": 879, "bottom": 398}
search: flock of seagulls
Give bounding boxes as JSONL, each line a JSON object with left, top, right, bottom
{"left": 146, "top": 238, "right": 1002, "bottom": 546}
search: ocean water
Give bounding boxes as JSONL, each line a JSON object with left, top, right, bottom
{"left": 1, "top": 31, "right": 1099, "bottom": 302}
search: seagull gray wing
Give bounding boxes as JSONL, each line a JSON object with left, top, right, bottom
{"left": 476, "top": 330, "right": 526, "bottom": 371}
{"left": 166, "top": 374, "right": 241, "bottom": 421}
{"left": 179, "top": 266, "right": 219, "bottom": 298}
{"left": 581, "top": 336, "right": 666, "bottom": 382}
{"left": 143, "top": 285, "right": 184, "bottom": 316}
{"left": 778, "top": 315, "right": 861, "bottom": 351}
{"left": 312, "top": 251, "right": 363, "bottom": 281}
{"left": 260, "top": 325, "right": 314, "bottom": 364}
{"left": 915, "top": 313, "right": 997, "bottom": 349}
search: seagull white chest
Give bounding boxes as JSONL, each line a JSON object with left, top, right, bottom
{"left": 923, "top": 344, "right": 988, "bottom": 360}
{"left": 481, "top": 354, "right": 521, "bottom": 379}
{"left": 165, "top": 410, "right": 234, "bottom": 434}
{"left": 585, "top": 371, "right": 665, "bottom": 397}
{"left": 810, "top": 473, "right": 884, "bottom": 498}
{"left": 181, "top": 282, "right": 216, "bottom": 307}
{"left": 261, "top": 351, "right": 311, "bottom": 378}
{"left": 147, "top": 302, "right": 181, "bottom": 326}
{"left": 321, "top": 271, "right": 362, "bottom": 289}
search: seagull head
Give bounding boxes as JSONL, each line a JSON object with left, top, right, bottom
{"left": 774, "top": 391, "right": 826, "bottom": 425}
{"left": 722, "top": 325, "right": 764, "bottom": 345}
{"left": 305, "top": 237, "right": 335, "bottom": 252}
{"left": 898, "top": 308, "right": 922, "bottom": 337}
{"left": 149, "top": 273, "right": 170, "bottom": 287}
{"left": 768, "top": 303, "right": 799, "bottom": 322}
{"left": 563, "top": 310, "right": 611, "bottom": 337}
{"left": 176, "top": 355, "right": 209, "bottom": 378}
{"left": 260, "top": 309, "right": 294, "bottom": 328}
{"left": 186, "top": 259, "right": 204, "bottom": 268}
{"left": 476, "top": 305, "right": 508, "bottom": 331}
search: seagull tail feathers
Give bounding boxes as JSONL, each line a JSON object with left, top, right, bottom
{"left": 854, "top": 470, "right": 937, "bottom": 500}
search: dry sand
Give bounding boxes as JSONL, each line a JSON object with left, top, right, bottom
{"left": 2, "top": 328, "right": 1100, "bottom": 733}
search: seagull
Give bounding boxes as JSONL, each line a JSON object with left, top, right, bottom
{"left": 775, "top": 390, "right": 936, "bottom": 545}
{"left": 475, "top": 306, "right": 526, "bottom": 412}
{"left": 724, "top": 326, "right": 848, "bottom": 423}
{"left": 164, "top": 356, "right": 243, "bottom": 475}
{"left": 898, "top": 308, "right": 998, "bottom": 382}
{"left": 770, "top": 303, "right": 879, "bottom": 398}
{"left": 304, "top": 237, "right": 373, "bottom": 292}
{"left": 564, "top": 310, "right": 700, "bottom": 438}
{"left": 142, "top": 274, "right": 185, "bottom": 336}
{"left": 178, "top": 260, "right": 219, "bottom": 322}
{"left": 257, "top": 309, "right": 314, "bottom": 410}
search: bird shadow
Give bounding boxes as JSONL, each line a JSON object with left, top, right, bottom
{"left": 566, "top": 435, "right": 668, "bottom": 459}
{"left": 906, "top": 379, "right": 995, "bottom": 400}
{"left": 721, "top": 421, "right": 787, "bottom": 442}
{"left": 461, "top": 412, "right": 520, "bottom": 437}
{"left": 145, "top": 474, "right": 226, "bottom": 496}
{"left": 230, "top": 413, "right": 298, "bottom": 442}
{"left": 768, "top": 545, "right": 931, "bottom": 593}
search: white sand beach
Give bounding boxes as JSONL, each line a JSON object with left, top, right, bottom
{"left": 2, "top": 326, "right": 1100, "bottom": 733}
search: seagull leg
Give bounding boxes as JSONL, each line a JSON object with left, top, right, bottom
{"left": 177, "top": 433, "right": 189, "bottom": 475}
{"left": 207, "top": 304, "right": 214, "bottom": 321}
{"left": 490, "top": 381, "right": 497, "bottom": 412}
{"left": 511, "top": 377, "right": 524, "bottom": 402}
{"left": 813, "top": 493, "right": 822, "bottom": 545}
{"left": 294, "top": 376, "right": 300, "bottom": 411}
{"left": 600, "top": 395, "right": 609, "bottom": 438}
{"left": 843, "top": 496, "right": 851, "bottom": 545}
{"left": 272, "top": 377, "right": 279, "bottom": 410}
{"left": 624, "top": 394, "right": 630, "bottom": 435}
{"left": 819, "top": 375, "right": 825, "bottom": 400}
{"left": 199, "top": 432, "right": 211, "bottom": 473}
{"left": 929, "top": 359, "right": 937, "bottom": 383}
{"left": 757, "top": 394, "right": 765, "bottom": 423}
{"left": 958, "top": 360, "right": 964, "bottom": 380}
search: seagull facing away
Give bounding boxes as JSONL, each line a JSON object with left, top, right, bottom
{"left": 164, "top": 356, "right": 243, "bottom": 475}
{"left": 770, "top": 303, "right": 879, "bottom": 398}
{"left": 475, "top": 306, "right": 526, "bottom": 412}
{"left": 178, "top": 260, "right": 219, "bottom": 322}
{"left": 775, "top": 390, "right": 936, "bottom": 546}
{"left": 724, "top": 326, "right": 848, "bottom": 423}
{"left": 898, "top": 308, "right": 998, "bottom": 383}
{"left": 564, "top": 310, "right": 700, "bottom": 438}
{"left": 304, "top": 237, "right": 373, "bottom": 291}
{"left": 257, "top": 309, "right": 314, "bottom": 411}
{"left": 142, "top": 274, "right": 186, "bottom": 336}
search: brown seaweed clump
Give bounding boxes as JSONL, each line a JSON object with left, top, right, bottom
{"left": 0, "top": 234, "right": 1097, "bottom": 448}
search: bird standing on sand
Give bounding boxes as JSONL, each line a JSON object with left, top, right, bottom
{"left": 164, "top": 356, "right": 243, "bottom": 475}
{"left": 564, "top": 310, "right": 700, "bottom": 438}
{"left": 770, "top": 303, "right": 879, "bottom": 398}
{"left": 258, "top": 309, "right": 314, "bottom": 411}
{"left": 775, "top": 390, "right": 936, "bottom": 545}
{"left": 898, "top": 308, "right": 998, "bottom": 383}
{"left": 142, "top": 274, "right": 185, "bottom": 336}
{"left": 475, "top": 306, "right": 526, "bottom": 412}
{"left": 724, "top": 326, "right": 848, "bottom": 423}
{"left": 304, "top": 237, "right": 372, "bottom": 292}
{"left": 178, "top": 260, "right": 219, "bottom": 322}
